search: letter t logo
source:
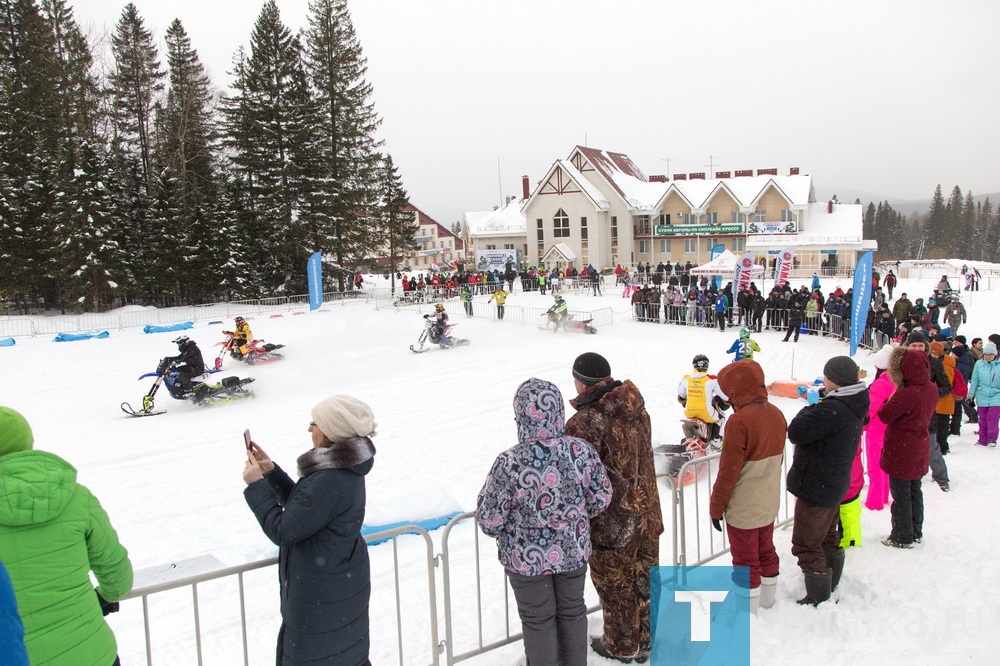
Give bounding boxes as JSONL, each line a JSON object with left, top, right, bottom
{"left": 674, "top": 590, "right": 730, "bottom": 642}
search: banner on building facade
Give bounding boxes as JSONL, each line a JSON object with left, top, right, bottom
{"left": 774, "top": 248, "right": 794, "bottom": 287}
{"left": 655, "top": 223, "right": 742, "bottom": 236}
{"left": 733, "top": 252, "right": 757, "bottom": 291}
{"left": 306, "top": 252, "right": 323, "bottom": 311}
{"left": 850, "top": 251, "right": 873, "bottom": 357}
{"left": 476, "top": 249, "right": 518, "bottom": 272}
{"left": 747, "top": 221, "right": 797, "bottom": 234}
{"left": 418, "top": 248, "right": 443, "bottom": 256}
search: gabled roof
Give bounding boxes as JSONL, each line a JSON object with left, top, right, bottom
{"left": 570, "top": 146, "right": 663, "bottom": 209}
{"left": 542, "top": 242, "right": 576, "bottom": 262}
{"left": 464, "top": 197, "right": 527, "bottom": 237}
{"left": 408, "top": 203, "right": 463, "bottom": 250}
{"left": 524, "top": 159, "right": 611, "bottom": 211}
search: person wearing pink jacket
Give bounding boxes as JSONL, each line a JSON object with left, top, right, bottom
{"left": 863, "top": 345, "right": 895, "bottom": 511}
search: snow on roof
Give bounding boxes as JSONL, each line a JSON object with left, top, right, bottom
{"left": 464, "top": 197, "right": 526, "bottom": 237}
{"left": 542, "top": 242, "right": 576, "bottom": 262}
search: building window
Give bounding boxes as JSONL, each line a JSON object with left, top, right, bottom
{"left": 706, "top": 238, "right": 717, "bottom": 253}
{"left": 683, "top": 213, "right": 697, "bottom": 224}
{"left": 486, "top": 244, "right": 496, "bottom": 250}
{"left": 658, "top": 213, "right": 671, "bottom": 225}
{"left": 553, "top": 209, "right": 569, "bottom": 238}
{"left": 504, "top": 244, "right": 514, "bottom": 250}
{"left": 581, "top": 217, "right": 588, "bottom": 248}
{"left": 781, "top": 209, "right": 795, "bottom": 222}
{"left": 705, "top": 212, "right": 718, "bottom": 224}
{"left": 752, "top": 210, "right": 766, "bottom": 223}
{"left": 731, "top": 211, "right": 742, "bottom": 224}
{"left": 659, "top": 239, "right": 671, "bottom": 253}
{"left": 638, "top": 240, "right": 650, "bottom": 254}
{"left": 684, "top": 238, "right": 696, "bottom": 253}
{"left": 731, "top": 237, "right": 745, "bottom": 252}
{"left": 537, "top": 218, "right": 545, "bottom": 262}
{"left": 634, "top": 214, "right": 651, "bottom": 236}
{"left": 611, "top": 216, "right": 618, "bottom": 250}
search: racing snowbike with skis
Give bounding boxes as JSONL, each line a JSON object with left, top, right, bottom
{"left": 410, "top": 315, "right": 470, "bottom": 353}
{"left": 214, "top": 331, "right": 285, "bottom": 369}
{"left": 654, "top": 418, "right": 723, "bottom": 487}
{"left": 121, "top": 357, "right": 255, "bottom": 417}
{"left": 541, "top": 309, "right": 597, "bottom": 334}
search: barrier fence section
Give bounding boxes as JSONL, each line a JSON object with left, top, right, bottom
{"left": 0, "top": 289, "right": 379, "bottom": 339}
{"left": 116, "top": 524, "right": 440, "bottom": 666}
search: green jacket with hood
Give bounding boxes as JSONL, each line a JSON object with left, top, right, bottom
{"left": 0, "top": 450, "right": 132, "bottom": 665}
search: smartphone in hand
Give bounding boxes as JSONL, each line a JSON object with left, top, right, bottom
{"left": 244, "top": 429, "right": 252, "bottom": 450}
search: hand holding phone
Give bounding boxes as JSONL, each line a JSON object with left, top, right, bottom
{"left": 244, "top": 429, "right": 252, "bottom": 450}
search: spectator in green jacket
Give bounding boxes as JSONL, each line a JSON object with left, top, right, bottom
{"left": 0, "top": 407, "right": 133, "bottom": 666}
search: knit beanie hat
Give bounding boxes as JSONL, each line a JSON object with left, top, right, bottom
{"left": 572, "top": 352, "right": 611, "bottom": 386}
{"left": 0, "top": 407, "right": 34, "bottom": 458}
{"left": 930, "top": 341, "right": 945, "bottom": 357}
{"left": 872, "top": 345, "right": 893, "bottom": 370}
{"left": 905, "top": 331, "right": 928, "bottom": 346}
{"left": 823, "top": 356, "right": 859, "bottom": 387}
{"left": 984, "top": 342, "right": 998, "bottom": 355}
{"left": 311, "top": 395, "right": 377, "bottom": 441}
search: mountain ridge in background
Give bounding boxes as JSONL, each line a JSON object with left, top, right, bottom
{"left": 817, "top": 187, "right": 1000, "bottom": 217}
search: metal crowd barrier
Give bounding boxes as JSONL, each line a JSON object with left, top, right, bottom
{"left": 117, "top": 524, "right": 440, "bottom": 666}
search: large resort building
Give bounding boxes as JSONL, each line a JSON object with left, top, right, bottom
{"left": 462, "top": 146, "right": 876, "bottom": 277}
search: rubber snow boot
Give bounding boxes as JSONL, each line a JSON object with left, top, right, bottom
{"left": 797, "top": 568, "right": 832, "bottom": 606}
{"left": 759, "top": 575, "right": 778, "bottom": 610}
{"left": 734, "top": 585, "right": 761, "bottom": 615}
{"left": 827, "top": 548, "right": 846, "bottom": 593}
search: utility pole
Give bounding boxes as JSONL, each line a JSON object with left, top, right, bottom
{"left": 497, "top": 158, "right": 503, "bottom": 208}
{"left": 705, "top": 155, "right": 720, "bottom": 179}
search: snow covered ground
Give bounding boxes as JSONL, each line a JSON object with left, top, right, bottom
{"left": 3, "top": 274, "right": 999, "bottom": 664}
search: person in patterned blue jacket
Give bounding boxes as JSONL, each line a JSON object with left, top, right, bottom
{"left": 727, "top": 328, "right": 761, "bottom": 362}
{"left": 476, "top": 378, "right": 612, "bottom": 666}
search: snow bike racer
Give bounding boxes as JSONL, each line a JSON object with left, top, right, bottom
{"left": 428, "top": 303, "right": 451, "bottom": 347}
{"left": 167, "top": 336, "right": 207, "bottom": 394}
{"left": 677, "top": 354, "right": 730, "bottom": 440}
{"left": 548, "top": 294, "right": 569, "bottom": 326}
{"left": 226, "top": 316, "right": 253, "bottom": 359}
{"left": 727, "top": 328, "right": 761, "bottom": 362}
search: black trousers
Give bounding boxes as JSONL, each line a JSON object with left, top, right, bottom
{"left": 889, "top": 477, "right": 923, "bottom": 544}
{"left": 507, "top": 565, "right": 588, "bottom": 666}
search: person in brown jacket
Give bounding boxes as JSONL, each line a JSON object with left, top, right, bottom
{"left": 929, "top": 340, "right": 956, "bottom": 455}
{"left": 565, "top": 352, "right": 662, "bottom": 664}
{"left": 709, "top": 359, "right": 788, "bottom": 614}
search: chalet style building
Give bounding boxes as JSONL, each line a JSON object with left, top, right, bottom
{"left": 374, "top": 203, "right": 464, "bottom": 272}
{"left": 465, "top": 145, "right": 875, "bottom": 276}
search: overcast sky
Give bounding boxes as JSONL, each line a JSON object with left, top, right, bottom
{"left": 71, "top": 0, "right": 1000, "bottom": 226}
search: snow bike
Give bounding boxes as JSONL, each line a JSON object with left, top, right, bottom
{"left": 121, "top": 357, "right": 255, "bottom": 416}
{"left": 541, "top": 310, "right": 597, "bottom": 334}
{"left": 215, "top": 331, "right": 285, "bottom": 370}
{"left": 931, "top": 288, "right": 960, "bottom": 308}
{"left": 410, "top": 316, "right": 470, "bottom": 353}
{"left": 654, "top": 418, "right": 723, "bottom": 487}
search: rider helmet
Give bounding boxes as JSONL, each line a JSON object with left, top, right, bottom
{"left": 740, "top": 328, "right": 750, "bottom": 338}
{"left": 173, "top": 335, "right": 191, "bottom": 349}
{"left": 435, "top": 303, "right": 445, "bottom": 313}
{"left": 554, "top": 294, "right": 564, "bottom": 302}
{"left": 235, "top": 316, "right": 246, "bottom": 326}
{"left": 693, "top": 354, "right": 709, "bottom": 371}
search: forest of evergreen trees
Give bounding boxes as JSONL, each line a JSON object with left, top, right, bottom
{"left": 1, "top": 0, "right": 417, "bottom": 313}
{"left": 861, "top": 184, "right": 998, "bottom": 264}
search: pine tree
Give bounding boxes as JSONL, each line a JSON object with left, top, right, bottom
{"left": 302, "top": 0, "right": 383, "bottom": 288}
{"left": 222, "top": 1, "right": 314, "bottom": 293}
{"left": 376, "top": 153, "right": 417, "bottom": 294}
{"left": 161, "top": 18, "right": 224, "bottom": 303}
{"left": 925, "top": 184, "right": 946, "bottom": 253}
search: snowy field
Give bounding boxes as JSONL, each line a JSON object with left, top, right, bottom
{"left": 3, "top": 273, "right": 999, "bottom": 664}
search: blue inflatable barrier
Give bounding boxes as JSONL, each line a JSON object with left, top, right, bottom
{"left": 53, "top": 331, "right": 110, "bottom": 342}
{"left": 0, "top": 337, "right": 14, "bottom": 347}
{"left": 143, "top": 322, "right": 194, "bottom": 334}
{"left": 362, "top": 511, "right": 464, "bottom": 546}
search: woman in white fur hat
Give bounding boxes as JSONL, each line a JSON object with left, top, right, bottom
{"left": 243, "top": 395, "right": 377, "bottom": 665}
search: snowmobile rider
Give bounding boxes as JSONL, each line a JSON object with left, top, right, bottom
{"left": 427, "top": 303, "right": 451, "bottom": 347}
{"left": 224, "top": 316, "right": 253, "bottom": 359}
{"left": 168, "top": 336, "right": 206, "bottom": 394}
{"left": 549, "top": 293, "right": 569, "bottom": 325}
{"left": 677, "top": 354, "right": 730, "bottom": 441}
{"left": 727, "top": 328, "right": 761, "bottom": 362}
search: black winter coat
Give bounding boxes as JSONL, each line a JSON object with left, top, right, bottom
{"left": 245, "top": 440, "right": 375, "bottom": 666}
{"left": 786, "top": 383, "right": 870, "bottom": 506}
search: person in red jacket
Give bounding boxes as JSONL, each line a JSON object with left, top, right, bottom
{"left": 878, "top": 347, "right": 940, "bottom": 548}
{"left": 709, "top": 360, "right": 787, "bottom": 614}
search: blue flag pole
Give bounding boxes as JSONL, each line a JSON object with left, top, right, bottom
{"left": 307, "top": 252, "right": 323, "bottom": 311}
{"left": 850, "top": 251, "right": 873, "bottom": 356}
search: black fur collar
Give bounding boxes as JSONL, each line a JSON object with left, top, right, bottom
{"left": 297, "top": 437, "right": 376, "bottom": 477}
